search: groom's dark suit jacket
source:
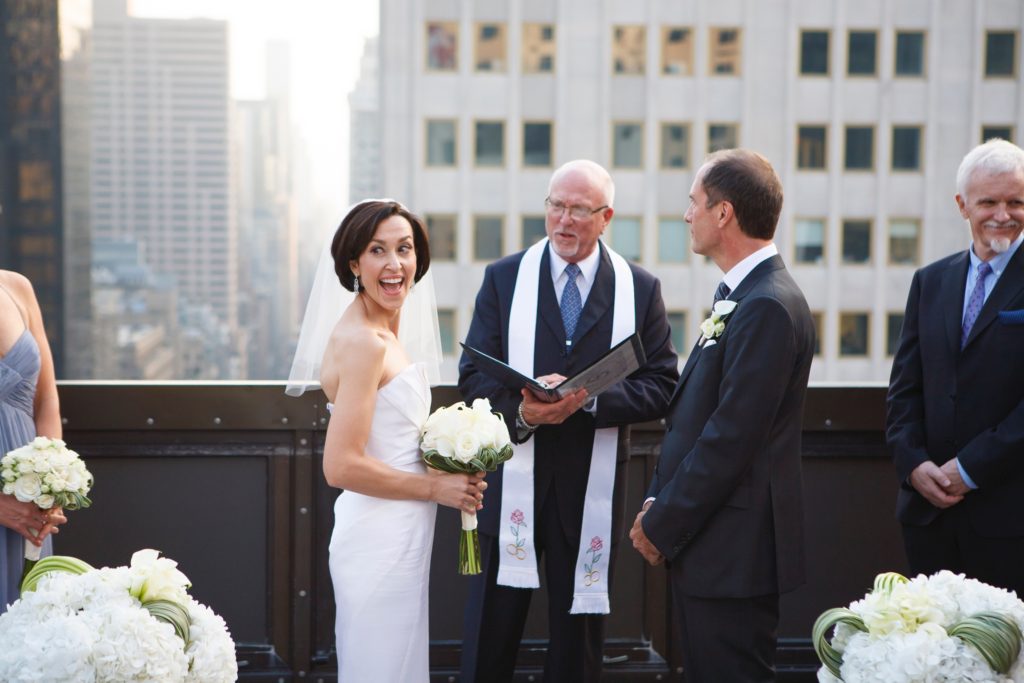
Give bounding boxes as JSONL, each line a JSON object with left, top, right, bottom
{"left": 460, "top": 242, "right": 678, "bottom": 547}
{"left": 642, "top": 255, "right": 814, "bottom": 598}
{"left": 887, "top": 245, "right": 1024, "bottom": 534}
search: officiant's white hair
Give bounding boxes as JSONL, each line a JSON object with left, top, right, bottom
{"left": 956, "top": 138, "right": 1024, "bottom": 198}
{"left": 548, "top": 159, "right": 616, "bottom": 208}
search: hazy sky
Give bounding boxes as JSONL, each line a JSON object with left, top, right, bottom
{"left": 130, "top": 0, "right": 380, "bottom": 205}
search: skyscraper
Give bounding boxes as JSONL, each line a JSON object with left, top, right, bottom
{"left": 0, "top": 0, "right": 65, "bottom": 371}
{"left": 90, "top": 0, "right": 237, "bottom": 377}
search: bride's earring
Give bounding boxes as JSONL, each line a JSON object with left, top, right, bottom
{"left": 353, "top": 274, "right": 360, "bottom": 291}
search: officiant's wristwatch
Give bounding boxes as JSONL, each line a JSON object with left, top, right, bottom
{"left": 516, "top": 400, "right": 538, "bottom": 434}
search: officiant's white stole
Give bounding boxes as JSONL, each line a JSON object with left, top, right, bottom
{"left": 499, "top": 237, "right": 634, "bottom": 615}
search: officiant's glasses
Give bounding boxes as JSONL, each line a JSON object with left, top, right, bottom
{"left": 545, "top": 197, "right": 609, "bottom": 221}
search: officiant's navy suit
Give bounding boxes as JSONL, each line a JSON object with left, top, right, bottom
{"left": 458, "top": 240, "right": 678, "bottom": 683}
{"left": 641, "top": 253, "right": 814, "bottom": 681}
{"left": 887, "top": 242, "right": 1024, "bottom": 595}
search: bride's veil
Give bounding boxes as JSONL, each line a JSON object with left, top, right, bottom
{"left": 285, "top": 202, "right": 443, "bottom": 396}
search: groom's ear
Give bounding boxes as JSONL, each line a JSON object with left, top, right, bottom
{"left": 717, "top": 200, "right": 734, "bottom": 226}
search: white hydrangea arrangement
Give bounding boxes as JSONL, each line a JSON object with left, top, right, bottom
{"left": 814, "top": 571, "right": 1024, "bottom": 683}
{"left": 0, "top": 550, "right": 237, "bottom": 683}
{"left": 420, "top": 398, "right": 513, "bottom": 574}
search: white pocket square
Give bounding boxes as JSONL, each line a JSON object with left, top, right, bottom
{"left": 703, "top": 339, "right": 717, "bottom": 348}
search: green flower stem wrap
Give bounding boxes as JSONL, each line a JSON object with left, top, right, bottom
{"left": 812, "top": 572, "right": 1024, "bottom": 680}
{"left": 948, "top": 611, "right": 1023, "bottom": 675}
{"left": 423, "top": 443, "right": 513, "bottom": 575}
{"left": 20, "top": 555, "right": 94, "bottom": 593}
{"left": 812, "top": 607, "right": 867, "bottom": 678}
{"left": 143, "top": 598, "right": 192, "bottom": 647}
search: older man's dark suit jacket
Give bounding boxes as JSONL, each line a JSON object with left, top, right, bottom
{"left": 458, "top": 241, "right": 678, "bottom": 679}
{"left": 642, "top": 255, "right": 814, "bottom": 599}
{"left": 887, "top": 246, "right": 1024, "bottom": 536}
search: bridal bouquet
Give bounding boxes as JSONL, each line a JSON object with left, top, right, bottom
{"left": 814, "top": 571, "right": 1024, "bottom": 682}
{"left": 1, "top": 436, "right": 94, "bottom": 569}
{"left": 421, "top": 398, "right": 513, "bottom": 574}
{"left": 0, "top": 549, "right": 237, "bottom": 682}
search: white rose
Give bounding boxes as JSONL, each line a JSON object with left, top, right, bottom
{"left": 3, "top": 483, "right": 13, "bottom": 495}
{"left": 12, "top": 473, "right": 43, "bottom": 503}
{"left": 35, "top": 493, "right": 55, "bottom": 509}
{"left": 32, "top": 436, "right": 50, "bottom": 449}
{"left": 1, "top": 468, "right": 14, "bottom": 482}
{"left": 470, "top": 398, "right": 493, "bottom": 414}
{"left": 699, "top": 318, "right": 716, "bottom": 339}
{"left": 454, "top": 431, "right": 481, "bottom": 464}
{"left": 433, "top": 436, "right": 456, "bottom": 460}
{"left": 494, "top": 416, "right": 511, "bottom": 448}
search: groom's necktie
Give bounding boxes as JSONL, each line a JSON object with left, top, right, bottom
{"left": 713, "top": 281, "right": 731, "bottom": 304}
{"left": 961, "top": 261, "right": 993, "bottom": 348}
{"left": 561, "top": 263, "right": 582, "bottom": 343}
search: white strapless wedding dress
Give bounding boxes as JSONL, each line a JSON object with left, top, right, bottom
{"left": 329, "top": 363, "right": 435, "bottom": 682}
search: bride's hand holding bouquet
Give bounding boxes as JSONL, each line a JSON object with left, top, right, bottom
{"left": 421, "top": 398, "right": 512, "bottom": 574}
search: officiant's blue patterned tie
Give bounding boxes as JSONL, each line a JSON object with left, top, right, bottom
{"left": 713, "top": 281, "right": 731, "bottom": 304}
{"left": 561, "top": 263, "right": 582, "bottom": 342}
{"left": 961, "top": 261, "right": 992, "bottom": 348}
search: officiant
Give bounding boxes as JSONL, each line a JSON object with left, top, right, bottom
{"left": 457, "top": 159, "right": 678, "bottom": 683}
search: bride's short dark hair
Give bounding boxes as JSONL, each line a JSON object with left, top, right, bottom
{"left": 331, "top": 200, "right": 431, "bottom": 292}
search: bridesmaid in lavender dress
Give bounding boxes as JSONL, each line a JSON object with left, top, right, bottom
{"left": 0, "top": 271, "right": 66, "bottom": 613}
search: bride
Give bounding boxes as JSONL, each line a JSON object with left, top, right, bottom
{"left": 287, "top": 200, "right": 486, "bottom": 681}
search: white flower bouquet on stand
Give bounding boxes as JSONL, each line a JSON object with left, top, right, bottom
{"left": 0, "top": 549, "right": 237, "bottom": 682}
{"left": 814, "top": 571, "right": 1024, "bottom": 682}
{"left": 420, "top": 398, "right": 513, "bottom": 574}
{"left": 1, "top": 436, "right": 94, "bottom": 573}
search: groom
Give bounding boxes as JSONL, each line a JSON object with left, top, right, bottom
{"left": 630, "top": 149, "right": 814, "bottom": 682}
{"left": 458, "top": 159, "right": 678, "bottom": 682}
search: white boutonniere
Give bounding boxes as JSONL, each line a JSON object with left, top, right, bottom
{"left": 699, "top": 300, "right": 737, "bottom": 347}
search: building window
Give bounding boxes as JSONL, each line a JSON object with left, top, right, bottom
{"left": 892, "top": 126, "right": 922, "bottom": 171}
{"left": 426, "top": 214, "right": 457, "bottom": 260}
{"left": 847, "top": 30, "right": 877, "bottom": 75}
{"left": 811, "top": 312, "right": 823, "bottom": 356}
{"left": 839, "top": 313, "right": 869, "bottom": 356}
{"left": 18, "top": 161, "right": 54, "bottom": 201}
{"left": 660, "top": 123, "right": 690, "bottom": 169}
{"left": 426, "top": 119, "right": 457, "bottom": 166}
{"left": 895, "top": 31, "right": 925, "bottom": 76}
{"left": 985, "top": 31, "right": 1017, "bottom": 77}
{"left": 844, "top": 126, "right": 874, "bottom": 170}
{"left": 475, "top": 121, "right": 505, "bottom": 166}
{"left": 426, "top": 22, "right": 458, "bottom": 71}
{"left": 661, "top": 27, "right": 693, "bottom": 75}
{"left": 800, "top": 30, "right": 829, "bottom": 75}
{"left": 667, "top": 311, "right": 687, "bottom": 354}
{"left": 523, "top": 122, "right": 552, "bottom": 167}
{"left": 889, "top": 219, "right": 920, "bottom": 265}
{"left": 708, "top": 123, "right": 738, "bottom": 152}
{"left": 795, "top": 218, "right": 825, "bottom": 264}
{"left": 658, "top": 217, "right": 689, "bottom": 263}
{"left": 982, "top": 125, "right": 1014, "bottom": 144}
{"left": 613, "top": 122, "right": 643, "bottom": 168}
{"left": 523, "top": 23, "right": 555, "bottom": 74}
{"left": 610, "top": 217, "right": 642, "bottom": 262}
{"left": 522, "top": 216, "right": 546, "bottom": 247}
{"left": 886, "top": 313, "right": 905, "bottom": 356}
{"left": 613, "top": 25, "right": 646, "bottom": 74}
{"left": 842, "top": 220, "right": 871, "bottom": 264}
{"left": 473, "top": 216, "right": 503, "bottom": 261}
{"left": 437, "top": 309, "right": 456, "bottom": 355}
{"left": 709, "top": 28, "right": 742, "bottom": 75}
{"left": 797, "top": 126, "right": 827, "bottom": 170}
{"left": 475, "top": 23, "right": 507, "bottom": 72}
